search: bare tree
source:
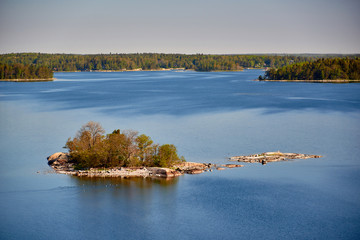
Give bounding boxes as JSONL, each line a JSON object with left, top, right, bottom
{"left": 76, "top": 121, "right": 105, "bottom": 148}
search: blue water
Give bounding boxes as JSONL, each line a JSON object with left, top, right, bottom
{"left": 1, "top": 70, "right": 360, "bottom": 239}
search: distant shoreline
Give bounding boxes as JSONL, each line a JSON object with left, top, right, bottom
{"left": 256, "top": 79, "right": 360, "bottom": 83}
{"left": 0, "top": 78, "right": 55, "bottom": 82}
{"left": 55, "top": 68, "right": 251, "bottom": 73}
{"left": 81, "top": 68, "right": 187, "bottom": 72}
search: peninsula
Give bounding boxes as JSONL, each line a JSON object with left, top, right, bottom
{"left": 258, "top": 58, "right": 360, "bottom": 83}
{"left": 0, "top": 63, "right": 53, "bottom": 81}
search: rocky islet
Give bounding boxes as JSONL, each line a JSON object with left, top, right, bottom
{"left": 229, "top": 151, "right": 322, "bottom": 165}
{"left": 47, "top": 152, "right": 243, "bottom": 178}
{"left": 47, "top": 151, "right": 321, "bottom": 178}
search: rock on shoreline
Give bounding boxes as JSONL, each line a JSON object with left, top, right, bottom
{"left": 229, "top": 151, "right": 322, "bottom": 165}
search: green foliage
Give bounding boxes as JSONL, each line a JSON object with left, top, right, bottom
{"left": 65, "top": 121, "right": 185, "bottom": 169}
{"left": 0, "top": 53, "right": 327, "bottom": 72}
{"left": 157, "top": 144, "right": 182, "bottom": 168}
{"left": 261, "top": 58, "right": 360, "bottom": 80}
{"left": 0, "top": 62, "right": 53, "bottom": 79}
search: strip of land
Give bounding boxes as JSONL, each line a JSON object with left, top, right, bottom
{"left": 89, "top": 68, "right": 186, "bottom": 72}
{"left": 47, "top": 151, "right": 322, "bottom": 178}
{"left": 47, "top": 152, "right": 244, "bottom": 178}
{"left": 0, "top": 78, "right": 55, "bottom": 82}
{"left": 230, "top": 151, "right": 322, "bottom": 165}
{"left": 258, "top": 58, "right": 360, "bottom": 83}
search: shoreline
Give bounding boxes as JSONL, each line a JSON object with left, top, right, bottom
{"left": 0, "top": 78, "right": 55, "bottom": 82}
{"left": 76, "top": 68, "right": 188, "bottom": 72}
{"left": 53, "top": 68, "right": 262, "bottom": 73}
{"left": 47, "top": 152, "right": 243, "bottom": 178}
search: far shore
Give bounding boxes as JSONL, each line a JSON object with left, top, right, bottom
{"left": 78, "top": 68, "right": 188, "bottom": 72}
{"left": 256, "top": 79, "right": 360, "bottom": 83}
{"left": 54, "top": 68, "right": 260, "bottom": 73}
{"left": 0, "top": 78, "right": 55, "bottom": 82}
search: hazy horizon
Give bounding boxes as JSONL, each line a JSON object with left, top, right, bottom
{"left": 2, "top": 52, "right": 360, "bottom": 55}
{"left": 1, "top": 0, "right": 359, "bottom": 54}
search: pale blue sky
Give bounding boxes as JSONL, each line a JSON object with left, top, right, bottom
{"left": 0, "top": 0, "right": 359, "bottom": 54}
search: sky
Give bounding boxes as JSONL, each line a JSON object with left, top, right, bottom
{"left": 0, "top": 0, "right": 359, "bottom": 54}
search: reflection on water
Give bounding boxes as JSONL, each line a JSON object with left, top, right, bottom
{"left": 70, "top": 176, "right": 179, "bottom": 189}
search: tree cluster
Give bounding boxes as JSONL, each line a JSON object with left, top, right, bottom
{"left": 261, "top": 58, "right": 360, "bottom": 80}
{"left": 0, "top": 53, "right": 321, "bottom": 72}
{"left": 0, "top": 62, "right": 53, "bottom": 79}
{"left": 65, "top": 121, "right": 185, "bottom": 169}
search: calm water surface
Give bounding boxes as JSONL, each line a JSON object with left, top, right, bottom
{"left": 1, "top": 70, "right": 360, "bottom": 239}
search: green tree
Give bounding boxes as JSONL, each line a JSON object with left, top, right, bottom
{"left": 156, "top": 144, "right": 182, "bottom": 167}
{"left": 136, "top": 134, "right": 153, "bottom": 164}
{"left": 104, "top": 129, "right": 129, "bottom": 167}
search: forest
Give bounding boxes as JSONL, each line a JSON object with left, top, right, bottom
{"left": 2, "top": 53, "right": 359, "bottom": 79}
{"left": 0, "top": 53, "right": 323, "bottom": 72}
{"left": 260, "top": 58, "right": 360, "bottom": 81}
{"left": 65, "top": 121, "right": 185, "bottom": 169}
{"left": 0, "top": 62, "right": 53, "bottom": 80}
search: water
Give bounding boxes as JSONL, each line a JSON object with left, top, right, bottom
{"left": 1, "top": 70, "right": 359, "bottom": 239}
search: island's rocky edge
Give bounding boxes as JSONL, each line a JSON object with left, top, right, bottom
{"left": 47, "top": 152, "right": 244, "bottom": 178}
{"left": 47, "top": 151, "right": 322, "bottom": 178}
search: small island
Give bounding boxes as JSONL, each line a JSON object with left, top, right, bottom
{"left": 258, "top": 58, "right": 360, "bottom": 83}
{"left": 47, "top": 122, "right": 321, "bottom": 178}
{"left": 47, "top": 152, "right": 216, "bottom": 177}
{"left": 47, "top": 121, "right": 244, "bottom": 178}
{"left": 0, "top": 63, "right": 54, "bottom": 81}
{"left": 230, "top": 151, "right": 322, "bottom": 165}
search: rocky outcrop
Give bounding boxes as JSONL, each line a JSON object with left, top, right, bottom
{"left": 174, "top": 162, "right": 212, "bottom": 174}
{"left": 70, "top": 167, "right": 182, "bottom": 178}
{"left": 147, "top": 167, "right": 183, "bottom": 178}
{"left": 47, "top": 152, "right": 74, "bottom": 171}
{"left": 229, "top": 151, "right": 322, "bottom": 165}
{"left": 222, "top": 164, "right": 244, "bottom": 168}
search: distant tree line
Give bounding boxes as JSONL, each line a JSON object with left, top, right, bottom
{"left": 0, "top": 53, "right": 326, "bottom": 72}
{"left": 260, "top": 58, "right": 360, "bottom": 80}
{"left": 0, "top": 62, "right": 53, "bottom": 79}
{"left": 65, "top": 121, "right": 185, "bottom": 169}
